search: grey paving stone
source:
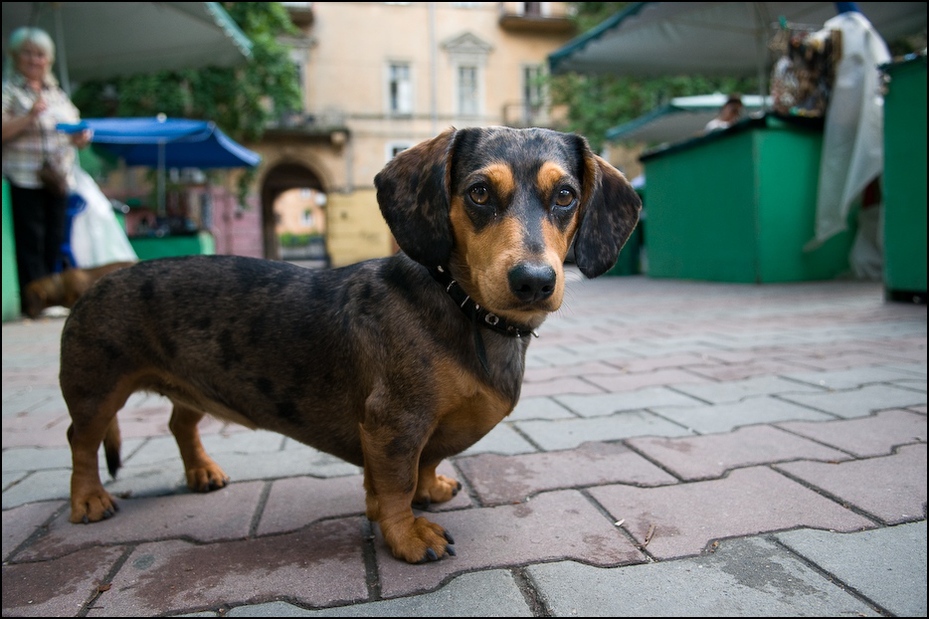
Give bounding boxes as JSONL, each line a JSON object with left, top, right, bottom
{"left": 775, "top": 443, "right": 927, "bottom": 524}
{"left": 507, "top": 395, "right": 575, "bottom": 421}
{"left": 460, "top": 421, "right": 538, "bottom": 456}
{"left": 554, "top": 386, "right": 704, "bottom": 417}
{"left": 775, "top": 522, "right": 927, "bottom": 617}
{"left": 225, "top": 569, "right": 533, "bottom": 617}
{"left": 776, "top": 409, "right": 928, "bottom": 456}
{"left": 1, "top": 444, "right": 73, "bottom": 471}
{"left": 627, "top": 425, "right": 851, "bottom": 480}
{"left": 526, "top": 536, "right": 880, "bottom": 617}
{"left": 589, "top": 466, "right": 874, "bottom": 560}
{"left": 649, "top": 395, "right": 835, "bottom": 434}
{"left": 18, "top": 481, "right": 265, "bottom": 561}
{"left": 457, "top": 441, "right": 677, "bottom": 506}
{"left": 1, "top": 545, "right": 126, "bottom": 617}
{"left": 515, "top": 410, "right": 693, "bottom": 450}
{"left": 778, "top": 383, "right": 927, "bottom": 418}
{"left": 670, "top": 376, "right": 823, "bottom": 404}
{"left": 2, "top": 500, "right": 61, "bottom": 561}
{"left": 374, "top": 490, "right": 645, "bottom": 598}
{"left": 781, "top": 365, "right": 928, "bottom": 390}
{"left": 1, "top": 468, "right": 72, "bottom": 508}
{"left": 89, "top": 521, "right": 368, "bottom": 616}
{"left": 583, "top": 368, "right": 714, "bottom": 393}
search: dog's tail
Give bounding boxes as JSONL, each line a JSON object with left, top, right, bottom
{"left": 103, "top": 418, "right": 122, "bottom": 478}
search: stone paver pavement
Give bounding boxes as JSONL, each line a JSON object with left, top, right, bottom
{"left": 3, "top": 272, "right": 926, "bottom": 616}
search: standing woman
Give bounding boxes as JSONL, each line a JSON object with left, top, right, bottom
{"left": 2, "top": 26, "right": 92, "bottom": 312}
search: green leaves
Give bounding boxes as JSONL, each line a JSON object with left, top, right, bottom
{"left": 72, "top": 2, "right": 301, "bottom": 144}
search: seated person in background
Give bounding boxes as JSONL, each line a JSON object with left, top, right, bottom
{"left": 704, "top": 94, "right": 744, "bottom": 132}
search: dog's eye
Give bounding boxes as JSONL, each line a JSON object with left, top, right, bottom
{"left": 469, "top": 184, "right": 490, "bottom": 206}
{"left": 554, "top": 187, "right": 576, "bottom": 209}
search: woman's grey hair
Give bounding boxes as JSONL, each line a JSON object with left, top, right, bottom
{"left": 8, "top": 26, "right": 56, "bottom": 62}
{"left": 4, "top": 26, "right": 56, "bottom": 82}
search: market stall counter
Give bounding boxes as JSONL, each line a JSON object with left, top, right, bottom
{"left": 638, "top": 113, "right": 856, "bottom": 283}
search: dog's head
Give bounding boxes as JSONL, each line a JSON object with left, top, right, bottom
{"left": 375, "top": 126, "right": 641, "bottom": 325}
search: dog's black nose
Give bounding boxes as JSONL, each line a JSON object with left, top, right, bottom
{"left": 508, "top": 263, "right": 556, "bottom": 303}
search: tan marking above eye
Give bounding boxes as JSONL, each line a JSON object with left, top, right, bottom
{"left": 468, "top": 164, "right": 515, "bottom": 204}
{"left": 537, "top": 162, "right": 569, "bottom": 195}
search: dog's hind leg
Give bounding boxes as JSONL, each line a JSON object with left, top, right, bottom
{"left": 67, "top": 401, "right": 121, "bottom": 523}
{"left": 413, "top": 460, "right": 461, "bottom": 508}
{"left": 169, "top": 403, "right": 230, "bottom": 492}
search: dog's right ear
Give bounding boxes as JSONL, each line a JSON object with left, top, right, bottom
{"left": 375, "top": 127, "right": 457, "bottom": 267}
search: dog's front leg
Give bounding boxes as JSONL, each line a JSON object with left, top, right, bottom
{"left": 360, "top": 424, "right": 455, "bottom": 563}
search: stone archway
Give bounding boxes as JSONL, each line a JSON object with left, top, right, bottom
{"left": 260, "top": 162, "right": 326, "bottom": 262}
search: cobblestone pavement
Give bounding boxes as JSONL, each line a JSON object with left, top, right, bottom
{"left": 2, "top": 270, "right": 926, "bottom": 617}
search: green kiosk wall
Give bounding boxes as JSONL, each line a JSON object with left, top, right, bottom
{"left": 129, "top": 231, "right": 215, "bottom": 260}
{"left": 2, "top": 178, "right": 21, "bottom": 322}
{"left": 881, "top": 55, "right": 927, "bottom": 303}
{"left": 640, "top": 115, "right": 855, "bottom": 283}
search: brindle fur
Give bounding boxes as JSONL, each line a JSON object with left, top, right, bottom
{"left": 60, "top": 126, "right": 641, "bottom": 564}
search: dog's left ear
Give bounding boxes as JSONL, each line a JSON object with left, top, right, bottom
{"left": 375, "top": 128, "right": 457, "bottom": 267}
{"left": 573, "top": 142, "right": 642, "bottom": 279}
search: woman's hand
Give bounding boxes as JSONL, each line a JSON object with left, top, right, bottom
{"left": 70, "top": 128, "right": 93, "bottom": 149}
{"left": 28, "top": 93, "right": 47, "bottom": 121}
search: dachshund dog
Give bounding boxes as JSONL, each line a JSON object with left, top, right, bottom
{"left": 22, "top": 261, "right": 136, "bottom": 319}
{"left": 59, "top": 126, "right": 641, "bottom": 564}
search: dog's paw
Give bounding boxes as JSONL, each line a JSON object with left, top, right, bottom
{"left": 384, "top": 515, "right": 456, "bottom": 564}
{"left": 414, "top": 473, "right": 462, "bottom": 507}
{"left": 70, "top": 490, "right": 119, "bottom": 524}
{"left": 185, "top": 464, "right": 230, "bottom": 493}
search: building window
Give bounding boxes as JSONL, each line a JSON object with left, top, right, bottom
{"left": 522, "top": 64, "right": 544, "bottom": 124}
{"left": 387, "top": 142, "right": 412, "bottom": 160}
{"left": 457, "top": 65, "right": 480, "bottom": 117}
{"left": 301, "top": 209, "right": 314, "bottom": 228}
{"left": 388, "top": 62, "right": 412, "bottom": 115}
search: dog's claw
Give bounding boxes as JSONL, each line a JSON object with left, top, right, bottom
{"left": 444, "top": 531, "right": 455, "bottom": 545}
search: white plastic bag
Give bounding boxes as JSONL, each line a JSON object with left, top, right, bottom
{"left": 69, "top": 164, "right": 138, "bottom": 268}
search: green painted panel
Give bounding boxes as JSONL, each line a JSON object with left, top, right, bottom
{"left": 882, "top": 56, "right": 927, "bottom": 296}
{"left": 129, "top": 231, "right": 215, "bottom": 261}
{"left": 644, "top": 129, "right": 758, "bottom": 282}
{"left": 642, "top": 115, "right": 853, "bottom": 283}
{"left": 2, "top": 178, "right": 22, "bottom": 322}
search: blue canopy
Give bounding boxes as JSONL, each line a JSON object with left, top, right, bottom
{"left": 59, "top": 117, "right": 261, "bottom": 169}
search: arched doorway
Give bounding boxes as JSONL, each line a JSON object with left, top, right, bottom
{"left": 260, "top": 163, "right": 328, "bottom": 266}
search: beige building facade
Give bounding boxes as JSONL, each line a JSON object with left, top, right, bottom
{"left": 249, "top": 2, "right": 577, "bottom": 266}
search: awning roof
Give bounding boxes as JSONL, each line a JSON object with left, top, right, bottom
{"left": 549, "top": 2, "right": 927, "bottom": 78}
{"left": 607, "top": 93, "right": 771, "bottom": 144}
{"left": 60, "top": 117, "right": 261, "bottom": 169}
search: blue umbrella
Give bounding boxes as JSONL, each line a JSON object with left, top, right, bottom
{"left": 59, "top": 116, "right": 261, "bottom": 213}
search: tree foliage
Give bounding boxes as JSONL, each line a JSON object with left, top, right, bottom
{"left": 71, "top": 2, "right": 301, "bottom": 144}
{"left": 550, "top": 2, "right": 758, "bottom": 151}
